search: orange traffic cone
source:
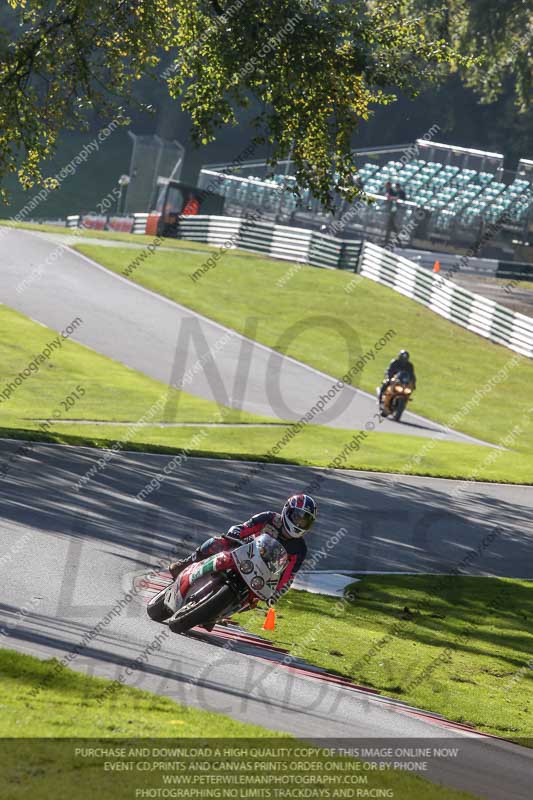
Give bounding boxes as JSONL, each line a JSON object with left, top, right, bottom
{"left": 432, "top": 259, "right": 441, "bottom": 273}
{"left": 262, "top": 607, "right": 276, "bottom": 631}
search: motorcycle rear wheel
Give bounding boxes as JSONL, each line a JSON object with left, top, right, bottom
{"left": 168, "top": 581, "right": 238, "bottom": 634}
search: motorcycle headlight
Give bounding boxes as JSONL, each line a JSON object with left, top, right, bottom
{"left": 251, "top": 576, "right": 265, "bottom": 591}
{"left": 239, "top": 559, "right": 254, "bottom": 575}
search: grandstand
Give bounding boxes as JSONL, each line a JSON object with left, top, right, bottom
{"left": 358, "top": 141, "right": 530, "bottom": 230}
{"left": 198, "top": 141, "right": 533, "bottom": 258}
{"left": 199, "top": 168, "right": 303, "bottom": 217}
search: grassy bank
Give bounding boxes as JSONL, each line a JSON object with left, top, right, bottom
{"left": 241, "top": 576, "right": 533, "bottom": 742}
{"left": 0, "top": 304, "right": 271, "bottom": 436}
{"left": 73, "top": 243, "right": 533, "bottom": 447}
{"left": 1, "top": 299, "right": 531, "bottom": 483}
{"left": 0, "top": 648, "right": 476, "bottom": 799}
{"left": 0, "top": 648, "right": 273, "bottom": 738}
{"left": 2, "top": 230, "right": 533, "bottom": 482}
{"left": 69, "top": 242, "right": 533, "bottom": 483}
{"left": 4, "top": 421, "right": 531, "bottom": 484}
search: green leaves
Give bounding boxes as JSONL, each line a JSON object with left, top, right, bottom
{"left": 170, "top": 0, "right": 466, "bottom": 206}
{"left": 1, "top": 0, "right": 514, "bottom": 209}
{"left": 399, "top": 1, "right": 532, "bottom": 114}
{"left": 0, "top": 1, "right": 173, "bottom": 196}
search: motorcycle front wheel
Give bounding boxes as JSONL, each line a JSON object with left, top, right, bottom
{"left": 168, "top": 581, "right": 239, "bottom": 634}
{"left": 393, "top": 397, "right": 406, "bottom": 421}
{"left": 147, "top": 586, "right": 173, "bottom": 622}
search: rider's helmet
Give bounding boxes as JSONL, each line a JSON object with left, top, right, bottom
{"left": 399, "top": 349, "right": 410, "bottom": 361}
{"left": 281, "top": 494, "right": 317, "bottom": 539}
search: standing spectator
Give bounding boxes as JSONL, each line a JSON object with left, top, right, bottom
{"left": 395, "top": 183, "right": 406, "bottom": 201}
{"left": 384, "top": 180, "right": 397, "bottom": 200}
{"left": 384, "top": 181, "right": 398, "bottom": 246}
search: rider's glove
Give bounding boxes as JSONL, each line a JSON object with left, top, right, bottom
{"left": 225, "top": 525, "right": 253, "bottom": 543}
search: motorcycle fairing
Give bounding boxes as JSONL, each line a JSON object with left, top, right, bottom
{"left": 165, "top": 551, "right": 232, "bottom": 613}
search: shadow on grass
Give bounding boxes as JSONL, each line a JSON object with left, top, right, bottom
{"left": 0, "top": 425, "right": 300, "bottom": 462}
{"left": 278, "top": 576, "right": 533, "bottom": 674}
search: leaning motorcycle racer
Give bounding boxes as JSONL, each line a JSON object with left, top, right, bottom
{"left": 379, "top": 348, "right": 416, "bottom": 403}
{"left": 169, "top": 494, "right": 317, "bottom": 604}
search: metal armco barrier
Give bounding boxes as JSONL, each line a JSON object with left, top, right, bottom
{"left": 496, "top": 260, "right": 533, "bottom": 281}
{"left": 359, "top": 241, "right": 533, "bottom": 359}
{"left": 132, "top": 213, "right": 149, "bottom": 234}
{"left": 63, "top": 210, "right": 531, "bottom": 358}
{"left": 175, "top": 215, "right": 361, "bottom": 271}
{"left": 63, "top": 212, "right": 361, "bottom": 269}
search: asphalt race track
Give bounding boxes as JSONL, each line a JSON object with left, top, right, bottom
{"left": 1, "top": 443, "right": 533, "bottom": 797}
{"left": 1, "top": 228, "right": 533, "bottom": 797}
{"left": 0, "top": 226, "right": 489, "bottom": 443}
{"left": 2, "top": 443, "right": 531, "bottom": 578}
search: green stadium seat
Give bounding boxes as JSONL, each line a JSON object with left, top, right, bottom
{"left": 221, "top": 155, "right": 531, "bottom": 233}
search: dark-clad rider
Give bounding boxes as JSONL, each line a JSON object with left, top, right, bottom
{"left": 379, "top": 349, "right": 416, "bottom": 403}
{"left": 169, "top": 494, "right": 318, "bottom": 604}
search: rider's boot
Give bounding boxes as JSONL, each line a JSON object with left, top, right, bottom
{"left": 168, "top": 556, "right": 194, "bottom": 579}
{"left": 169, "top": 537, "right": 233, "bottom": 580}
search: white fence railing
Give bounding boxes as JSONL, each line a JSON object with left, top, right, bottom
{"left": 176, "top": 215, "right": 361, "bottom": 271}
{"left": 359, "top": 241, "right": 533, "bottom": 358}
{"left": 63, "top": 211, "right": 532, "bottom": 358}
{"left": 65, "top": 212, "right": 361, "bottom": 269}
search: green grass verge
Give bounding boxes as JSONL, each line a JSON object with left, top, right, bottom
{"left": 5, "top": 293, "right": 529, "bottom": 482}
{"left": 5, "top": 421, "right": 531, "bottom": 484}
{"left": 0, "top": 648, "right": 477, "bottom": 799}
{"left": 3, "top": 227, "right": 533, "bottom": 482}
{"left": 0, "top": 648, "right": 273, "bottom": 738}
{"left": 241, "top": 576, "right": 533, "bottom": 742}
{"left": 0, "top": 304, "right": 273, "bottom": 441}
{"left": 73, "top": 242, "right": 533, "bottom": 483}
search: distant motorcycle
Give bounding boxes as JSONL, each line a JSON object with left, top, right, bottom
{"left": 378, "top": 370, "right": 414, "bottom": 422}
{"left": 147, "top": 533, "right": 287, "bottom": 634}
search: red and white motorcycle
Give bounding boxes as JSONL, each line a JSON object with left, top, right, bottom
{"left": 146, "top": 533, "right": 287, "bottom": 634}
